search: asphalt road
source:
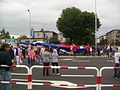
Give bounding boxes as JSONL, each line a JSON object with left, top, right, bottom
{"left": 11, "top": 56, "right": 120, "bottom": 90}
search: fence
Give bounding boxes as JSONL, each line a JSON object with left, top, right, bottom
{"left": 0, "top": 65, "right": 30, "bottom": 90}
{"left": 0, "top": 65, "right": 120, "bottom": 90}
{"left": 29, "top": 65, "right": 99, "bottom": 90}
{"left": 99, "top": 67, "right": 120, "bottom": 90}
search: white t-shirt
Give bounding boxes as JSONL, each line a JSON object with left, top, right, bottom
{"left": 114, "top": 52, "right": 120, "bottom": 63}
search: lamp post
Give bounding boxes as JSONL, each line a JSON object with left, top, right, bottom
{"left": 27, "top": 9, "right": 31, "bottom": 38}
{"left": 94, "top": 0, "right": 97, "bottom": 56}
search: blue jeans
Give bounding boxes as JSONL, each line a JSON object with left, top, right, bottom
{"left": 0, "top": 69, "right": 12, "bottom": 90}
{"left": 39, "top": 55, "right": 43, "bottom": 63}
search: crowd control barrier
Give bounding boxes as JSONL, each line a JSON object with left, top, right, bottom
{"left": 0, "top": 65, "right": 30, "bottom": 90}
{"left": 99, "top": 67, "right": 120, "bottom": 90}
{"left": 2, "top": 65, "right": 120, "bottom": 90}
{"left": 29, "top": 65, "right": 100, "bottom": 90}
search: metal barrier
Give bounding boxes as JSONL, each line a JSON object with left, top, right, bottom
{"left": 0, "top": 65, "right": 30, "bottom": 90}
{"left": 30, "top": 65, "right": 99, "bottom": 90}
{"left": 3, "top": 65, "right": 120, "bottom": 90}
{"left": 99, "top": 67, "right": 120, "bottom": 90}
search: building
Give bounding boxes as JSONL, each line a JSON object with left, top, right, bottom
{"left": 20, "top": 29, "right": 59, "bottom": 43}
{"left": 99, "top": 35, "right": 106, "bottom": 41}
{"left": 106, "top": 29, "right": 120, "bottom": 44}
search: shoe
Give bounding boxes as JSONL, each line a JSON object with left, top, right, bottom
{"left": 57, "top": 73, "right": 60, "bottom": 75}
{"left": 114, "top": 77, "right": 119, "bottom": 80}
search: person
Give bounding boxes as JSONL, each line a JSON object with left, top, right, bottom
{"left": 107, "top": 44, "right": 113, "bottom": 59}
{"left": 113, "top": 47, "right": 120, "bottom": 80}
{"left": 27, "top": 45, "right": 31, "bottom": 64}
{"left": 0, "top": 43, "right": 13, "bottom": 90}
{"left": 42, "top": 47, "right": 51, "bottom": 76}
{"left": 97, "top": 45, "right": 101, "bottom": 56}
{"left": 85, "top": 44, "right": 90, "bottom": 56}
{"left": 71, "top": 44, "right": 77, "bottom": 57}
{"left": 28, "top": 46, "right": 37, "bottom": 66}
{"left": 51, "top": 48, "right": 60, "bottom": 75}
{"left": 9, "top": 45, "right": 15, "bottom": 63}
{"left": 14, "top": 44, "right": 22, "bottom": 65}
{"left": 21, "top": 46, "right": 26, "bottom": 59}
{"left": 38, "top": 46, "right": 45, "bottom": 64}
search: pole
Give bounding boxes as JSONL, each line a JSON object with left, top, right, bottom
{"left": 28, "top": 9, "right": 31, "bottom": 38}
{"left": 95, "top": 0, "right": 97, "bottom": 56}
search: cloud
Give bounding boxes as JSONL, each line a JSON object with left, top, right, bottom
{"left": 0, "top": 0, "right": 120, "bottom": 37}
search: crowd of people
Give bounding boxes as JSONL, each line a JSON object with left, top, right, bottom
{"left": 0, "top": 42, "right": 120, "bottom": 90}
{"left": 0, "top": 42, "right": 60, "bottom": 90}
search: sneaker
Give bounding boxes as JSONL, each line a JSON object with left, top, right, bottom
{"left": 57, "top": 73, "right": 60, "bottom": 75}
{"left": 114, "top": 77, "right": 119, "bottom": 80}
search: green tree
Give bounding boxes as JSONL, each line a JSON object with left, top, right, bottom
{"left": 56, "top": 7, "right": 101, "bottom": 45}
{"left": 100, "top": 38, "right": 108, "bottom": 45}
{"left": 49, "top": 36, "right": 61, "bottom": 44}
{"left": 0, "top": 28, "right": 11, "bottom": 39}
{"left": 19, "top": 35, "right": 29, "bottom": 39}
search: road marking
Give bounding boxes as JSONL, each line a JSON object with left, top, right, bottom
{"left": 12, "top": 73, "right": 28, "bottom": 75}
{"left": 12, "top": 79, "right": 85, "bottom": 88}
{"left": 72, "top": 60, "right": 90, "bottom": 62}
{"left": 59, "top": 59, "right": 72, "bottom": 60}
{"left": 107, "top": 60, "right": 114, "bottom": 62}
{"left": 61, "top": 74, "right": 94, "bottom": 77}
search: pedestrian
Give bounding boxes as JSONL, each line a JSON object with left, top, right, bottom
{"left": 42, "top": 47, "right": 51, "bottom": 76}
{"left": 28, "top": 46, "right": 37, "bottom": 66}
{"left": 71, "top": 44, "right": 77, "bottom": 57}
{"left": 51, "top": 48, "right": 60, "bottom": 75}
{"left": 0, "top": 43, "right": 13, "bottom": 90}
{"left": 85, "top": 44, "right": 90, "bottom": 56}
{"left": 38, "top": 46, "right": 45, "bottom": 64}
{"left": 14, "top": 44, "right": 22, "bottom": 65}
{"left": 9, "top": 45, "right": 15, "bottom": 63}
{"left": 107, "top": 44, "right": 113, "bottom": 59}
{"left": 113, "top": 47, "right": 120, "bottom": 80}
{"left": 27, "top": 45, "right": 31, "bottom": 64}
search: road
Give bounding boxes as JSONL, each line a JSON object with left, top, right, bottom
{"left": 12, "top": 56, "right": 120, "bottom": 90}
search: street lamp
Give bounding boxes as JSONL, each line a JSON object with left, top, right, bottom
{"left": 94, "top": 0, "right": 98, "bottom": 55}
{"left": 27, "top": 9, "right": 31, "bottom": 38}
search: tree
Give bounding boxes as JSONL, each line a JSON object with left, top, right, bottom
{"left": 19, "top": 35, "right": 29, "bottom": 39}
{"left": 56, "top": 7, "right": 101, "bottom": 45}
{"left": 49, "top": 36, "right": 61, "bottom": 44}
{"left": 100, "top": 38, "right": 108, "bottom": 45}
{"left": 0, "top": 28, "right": 11, "bottom": 39}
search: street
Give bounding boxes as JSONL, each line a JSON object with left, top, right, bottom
{"left": 12, "top": 56, "right": 120, "bottom": 90}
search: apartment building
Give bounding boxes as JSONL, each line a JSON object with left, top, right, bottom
{"left": 106, "top": 29, "right": 120, "bottom": 44}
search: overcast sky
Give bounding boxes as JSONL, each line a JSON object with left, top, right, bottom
{"left": 0, "top": 0, "right": 120, "bottom": 37}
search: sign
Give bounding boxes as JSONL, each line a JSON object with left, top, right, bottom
{"left": 5, "top": 39, "right": 16, "bottom": 44}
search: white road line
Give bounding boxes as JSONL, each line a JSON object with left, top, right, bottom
{"left": 61, "top": 75, "right": 94, "bottom": 77}
{"left": 107, "top": 60, "right": 114, "bottom": 62}
{"left": 12, "top": 73, "right": 28, "bottom": 75}
{"left": 72, "top": 60, "right": 90, "bottom": 62}
{"left": 59, "top": 59, "right": 72, "bottom": 60}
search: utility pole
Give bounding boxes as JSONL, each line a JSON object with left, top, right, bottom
{"left": 94, "top": 0, "right": 98, "bottom": 56}
{"left": 28, "top": 9, "right": 31, "bottom": 38}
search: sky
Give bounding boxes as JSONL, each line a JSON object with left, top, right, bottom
{"left": 0, "top": 0, "right": 120, "bottom": 37}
